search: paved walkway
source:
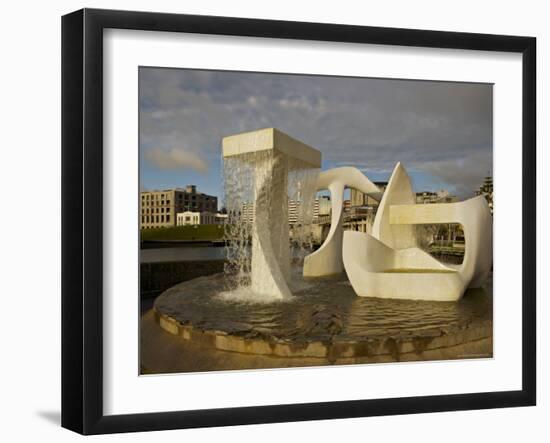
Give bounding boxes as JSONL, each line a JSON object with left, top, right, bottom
{"left": 140, "top": 309, "right": 492, "bottom": 375}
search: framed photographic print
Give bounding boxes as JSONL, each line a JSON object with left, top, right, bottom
{"left": 61, "top": 8, "right": 536, "bottom": 435}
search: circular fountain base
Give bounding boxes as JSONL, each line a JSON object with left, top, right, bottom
{"left": 143, "top": 273, "right": 492, "bottom": 374}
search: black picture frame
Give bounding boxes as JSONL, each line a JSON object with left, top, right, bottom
{"left": 61, "top": 8, "right": 537, "bottom": 435}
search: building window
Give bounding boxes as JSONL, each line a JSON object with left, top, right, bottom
{"left": 166, "top": 215, "right": 170, "bottom": 222}
{"left": 161, "top": 215, "right": 164, "bottom": 222}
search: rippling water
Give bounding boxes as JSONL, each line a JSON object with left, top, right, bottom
{"left": 140, "top": 246, "right": 226, "bottom": 263}
{"left": 155, "top": 269, "right": 492, "bottom": 342}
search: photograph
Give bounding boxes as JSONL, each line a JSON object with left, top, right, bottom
{"left": 138, "top": 67, "right": 494, "bottom": 374}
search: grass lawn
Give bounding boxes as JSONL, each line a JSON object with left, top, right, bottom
{"left": 141, "top": 224, "right": 226, "bottom": 242}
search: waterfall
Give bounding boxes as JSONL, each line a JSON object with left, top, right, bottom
{"left": 222, "top": 149, "right": 319, "bottom": 301}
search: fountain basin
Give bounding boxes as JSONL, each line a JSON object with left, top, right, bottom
{"left": 145, "top": 272, "right": 493, "bottom": 372}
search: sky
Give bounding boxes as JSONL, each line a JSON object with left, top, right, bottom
{"left": 139, "top": 67, "right": 492, "bottom": 204}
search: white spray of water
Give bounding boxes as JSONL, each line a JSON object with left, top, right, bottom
{"left": 221, "top": 149, "right": 319, "bottom": 303}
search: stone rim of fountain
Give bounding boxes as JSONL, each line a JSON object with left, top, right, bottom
{"left": 153, "top": 304, "right": 492, "bottom": 361}
{"left": 152, "top": 275, "right": 493, "bottom": 362}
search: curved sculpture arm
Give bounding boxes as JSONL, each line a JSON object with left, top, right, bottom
{"left": 388, "top": 196, "right": 493, "bottom": 288}
{"left": 316, "top": 167, "right": 382, "bottom": 197}
{"left": 303, "top": 167, "right": 380, "bottom": 277}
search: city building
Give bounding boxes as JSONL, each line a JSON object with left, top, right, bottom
{"left": 288, "top": 200, "right": 302, "bottom": 225}
{"left": 475, "top": 175, "right": 493, "bottom": 214}
{"left": 416, "top": 191, "right": 438, "bottom": 204}
{"left": 215, "top": 213, "right": 229, "bottom": 224}
{"left": 288, "top": 198, "right": 331, "bottom": 225}
{"left": 313, "top": 196, "right": 331, "bottom": 219}
{"left": 240, "top": 201, "right": 255, "bottom": 224}
{"left": 176, "top": 211, "right": 219, "bottom": 226}
{"left": 240, "top": 197, "right": 332, "bottom": 225}
{"left": 416, "top": 190, "right": 458, "bottom": 204}
{"left": 435, "top": 189, "right": 458, "bottom": 204}
{"left": 350, "top": 181, "right": 388, "bottom": 208}
{"left": 140, "top": 185, "right": 218, "bottom": 229}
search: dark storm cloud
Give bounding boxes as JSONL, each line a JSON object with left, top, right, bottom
{"left": 140, "top": 68, "right": 492, "bottom": 198}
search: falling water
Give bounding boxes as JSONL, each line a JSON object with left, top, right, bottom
{"left": 288, "top": 166, "right": 319, "bottom": 264}
{"left": 222, "top": 151, "right": 257, "bottom": 289}
{"left": 221, "top": 149, "right": 319, "bottom": 302}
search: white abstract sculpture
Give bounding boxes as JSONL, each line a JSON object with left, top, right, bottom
{"left": 222, "top": 128, "right": 321, "bottom": 299}
{"left": 222, "top": 126, "right": 491, "bottom": 302}
{"left": 343, "top": 162, "right": 493, "bottom": 301}
{"left": 303, "top": 167, "right": 382, "bottom": 277}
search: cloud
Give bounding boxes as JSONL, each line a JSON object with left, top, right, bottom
{"left": 423, "top": 149, "right": 492, "bottom": 198}
{"left": 145, "top": 147, "right": 208, "bottom": 173}
{"left": 139, "top": 68, "right": 492, "bottom": 198}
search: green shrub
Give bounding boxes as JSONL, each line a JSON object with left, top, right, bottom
{"left": 140, "top": 224, "right": 226, "bottom": 242}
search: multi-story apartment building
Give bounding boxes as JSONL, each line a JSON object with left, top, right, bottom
{"left": 416, "top": 191, "right": 439, "bottom": 204}
{"left": 313, "top": 196, "right": 331, "bottom": 219}
{"left": 416, "top": 190, "right": 457, "bottom": 204}
{"left": 176, "top": 211, "right": 222, "bottom": 226}
{"left": 239, "top": 202, "right": 255, "bottom": 224}
{"left": 288, "top": 200, "right": 301, "bottom": 225}
{"left": 140, "top": 185, "right": 218, "bottom": 229}
{"left": 350, "top": 181, "right": 388, "bottom": 208}
{"left": 239, "top": 196, "right": 332, "bottom": 225}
